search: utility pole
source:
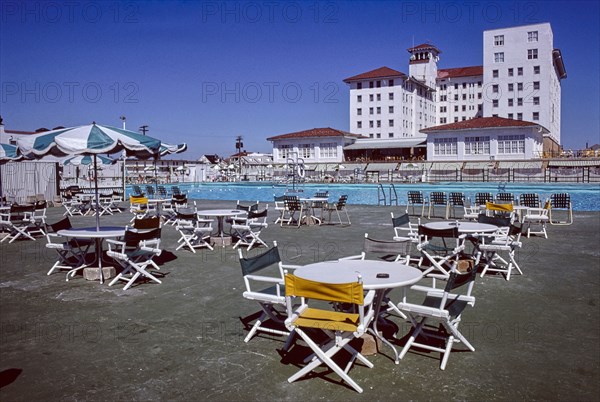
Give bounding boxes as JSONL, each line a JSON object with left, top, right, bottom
{"left": 235, "top": 136, "right": 243, "bottom": 180}
{"left": 139, "top": 125, "right": 149, "bottom": 135}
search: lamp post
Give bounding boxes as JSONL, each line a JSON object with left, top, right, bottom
{"left": 235, "top": 136, "right": 243, "bottom": 180}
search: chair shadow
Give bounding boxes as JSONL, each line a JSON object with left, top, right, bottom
{"left": 0, "top": 368, "right": 22, "bottom": 389}
{"left": 276, "top": 330, "right": 370, "bottom": 392}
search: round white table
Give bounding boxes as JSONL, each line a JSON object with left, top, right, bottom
{"left": 57, "top": 226, "right": 125, "bottom": 283}
{"left": 423, "top": 221, "right": 498, "bottom": 233}
{"left": 196, "top": 209, "right": 246, "bottom": 246}
{"left": 294, "top": 259, "right": 423, "bottom": 363}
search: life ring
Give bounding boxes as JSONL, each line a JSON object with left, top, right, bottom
{"left": 297, "top": 164, "right": 305, "bottom": 178}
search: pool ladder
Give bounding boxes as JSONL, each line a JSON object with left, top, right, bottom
{"left": 378, "top": 184, "right": 398, "bottom": 206}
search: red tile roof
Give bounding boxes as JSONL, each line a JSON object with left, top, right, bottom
{"left": 437, "top": 66, "right": 483, "bottom": 79}
{"left": 420, "top": 116, "right": 546, "bottom": 133}
{"left": 407, "top": 43, "right": 441, "bottom": 53}
{"left": 343, "top": 67, "right": 406, "bottom": 83}
{"left": 267, "top": 127, "right": 363, "bottom": 141}
{"left": 4, "top": 129, "right": 36, "bottom": 135}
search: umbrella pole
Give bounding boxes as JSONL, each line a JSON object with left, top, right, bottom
{"left": 94, "top": 155, "right": 100, "bottom": 231}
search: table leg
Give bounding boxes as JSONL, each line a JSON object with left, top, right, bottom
{"left": 367, "top": 289, "right": 401, "bottom": 364}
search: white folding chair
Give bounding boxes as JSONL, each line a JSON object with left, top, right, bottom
{"left": 107, "top": 228, "right": 163, "bottom": 290}
{"left": 44, "top": 217, "right": 92, "bottom": 278}
{"left": 175, "top": 211, "right": 214, "bottom": 253}
{"left": 522, "top": 206, "right": 549, "bottom": 238}
{"left": 398, "top": 265, "right": 478, "bottom": 370}
{"left": 237, "top": 242, "right": 300, "bottom": 345}
{"left": 231, "top": 207, "right": 269, "bottom": 251}
{"left": 0, "top": 204, "right": 36, "bottom": 243}
{"left": 478, "top": 223, "right": 523, "bottom": 280}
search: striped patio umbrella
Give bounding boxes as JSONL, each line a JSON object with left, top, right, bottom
{"left": 18, "top": 123, "right": 161, "bottom": 229}
{"left": 0, "top": 143, "right": 22, "bottom": 162}
{"left": 1, "top": 143, "right": 23, "bottom": 199}
{"left": 63, "top": 154, "right": 116, "bottom": 166}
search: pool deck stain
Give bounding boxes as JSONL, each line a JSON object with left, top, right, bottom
{"left": 0, "top": 199, "right": 598, "bottom": 400}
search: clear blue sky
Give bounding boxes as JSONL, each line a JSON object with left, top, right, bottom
{"left": 1, "top": 0, "right": 599, "bottom": 158}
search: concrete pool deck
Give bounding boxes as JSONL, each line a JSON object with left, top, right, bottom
{"left": 0, "top": 200, "right": 598, "bottom": 400}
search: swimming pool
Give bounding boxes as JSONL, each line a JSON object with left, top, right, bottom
{"left": 129, "top": 182, "right": 600, "bottom": 211}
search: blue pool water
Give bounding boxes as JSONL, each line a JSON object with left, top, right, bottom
{"left": 129, "top": 182, "right": 600, "bottom": 211}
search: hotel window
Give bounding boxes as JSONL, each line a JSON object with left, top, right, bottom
{"left": 389, "top": 106, "right": 394, "bottom": 113}
{"left": 508, "top": 68, "right": 514, "bottom": 77}
{"left": 533, "top": 81, "right": 540, "bottom": 90}
{"left": 454, "top": 83, "right": 458, "bottom": 90}
{"left": 433, "top": 137, "right": 458, "bottom": 155}
{"left": 369, "top": 94, "right": 374, "bottom": 101}
{"left": 528, "top": 31, "right": 538, "bottom": 42}
{"left": 508, "top": 113, "right": 514, "bottom": 119}
{"left": 517, "top": 113, "right": 523, "bottom": 120}
{"left": 357, "top": 82, "right": 362, "bottom": 90}
{"left": 376, "top": 94, "right": 381, "bottom": 101}
{"left": 388, "top": 133, "right": 394, "bottom": 138}
{"left": 478, "top": 93, "right": 482, "bottom": 99}
{"left": 533, "top": 112, "right": 539, "bottom": 121}
{"left": 389, "top": 119, "right": 394, "bottom": 127}
{"left": 517, "top": 83, "right": 523, "bottom": 91}
{"left": 493, "top": 69, "right": 499, "bottom": 78}
{"left": 492, "top": 100, "right": 498, "bottom": 108}
{"left": 462, "top": 105, "right": 466, "bottom": 111}
{"left": 369, "top": 107, "right": 374, "bottom": 115}
{"left": 498, "top": 134, "right": 525, "bottom": 154}
{"left": 376, "top": 133, "right": 381, "bottom": 138}
{"left": 533, "top": 96, "right": 540, "bottom": 105}
{"left": 369, "top": 81, "right": 374, "bottom": 88}
{"left": 320, "top": 142, "right": 338, "bottom": 158}
{"left": 369, "top": 121, "right": 374, "bottom": 128}
{"left": 462, "top": 94, "right": 466, "bottom": 100}
{"left": 299, "top": 143, "right": 315, "bottom": 159}
{"left": 494, "top": 52, "right": 504, "bottom": 63}
{"left": 462, "top": 83, "right": 467, "bottom": 88}
{"left": 388, "top": 79, "right": 394, "bottom": 86}
{"left": 478, "top": 81, "right": 482, "bottom": 87}
{"left": 492, "top": 84, "right": 499, "bottom": 93}
{"left": 508, "top": 83, "right": 514, "bottom": 91}
{"left": 440, "top": 117, "right": 447, "bottom": 123}
{"left": 376, "top": 106, "right": 381, "bottom": 114}
{"left": 454, "top": 94, "right": 459, "bottom": 101}
{"left": 462, "top": 117, "right": 467, "bottom": 121}
{"left": 517, "top": 98, "right": 523, "bottom": 106}
{"left": 494, "top": 35, "right": 504, "bottom": 46}
{"left": 508, "top": 99, "right": 514, "bottom": 106}
{"left": 491, "top": 115, "right": 497, "bottom": 118}
{"left": 279, "top": 144, "right": 292, "bottom": 159}
{"left": 454, "top": 105, "right": 459, "bottom": 112}
{"left": 389, "top": 92, "right": 394, "bottom": 100}
{"left": 376, "top": 80, "right": 381, "bottom": 88}
{"left": 369, "top": 133, "right": 374, "bottom": 138}
{"left": 357, "top": 95, "right": 362, "bottom": 102}
{"left": 357, "top": 108, "right": 362, "bottom": 116}
{"left": 464, "top": 136, "right": 490, "bottom": 155}
{"left": 357, "top": 121, "right": 362, "bottom": 128}
{"left": 454, "top": 117, "right": 459, "bottom": 122}
{"left": 534, "top": 65, "right": 540, "bottom": 74}
{"left": 527, "top": 49, "right": 538, "bottom": 59}
{"left": 517, "top": 67, "right": 523, "bottom": 76}
{"left": 440, "top": 106, "right": 447, "bottom": 113}
{"left": 377, "top": 120, "right": 381, "bottom": 128}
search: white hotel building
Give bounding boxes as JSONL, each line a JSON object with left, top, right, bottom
{"left": 269, "top": 23, "right": 566, "bottom": 163}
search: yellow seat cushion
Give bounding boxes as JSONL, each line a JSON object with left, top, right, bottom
{"left": 293, "top": 307, "right": 359, "bottom": 332}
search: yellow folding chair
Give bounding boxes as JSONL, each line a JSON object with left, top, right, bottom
{"left": 284, "top": 274, "right": 375, "bottom": 393}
